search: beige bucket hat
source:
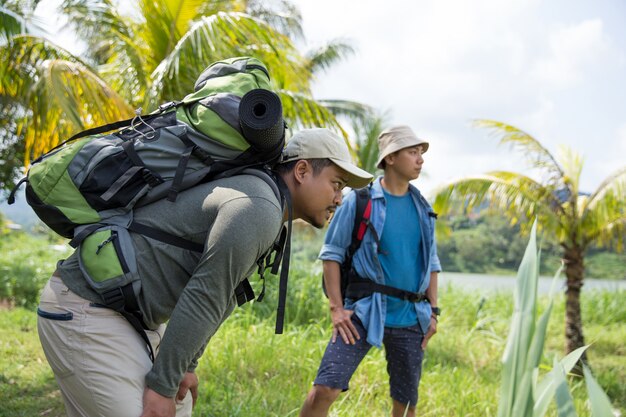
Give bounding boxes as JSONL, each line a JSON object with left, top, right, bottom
{"left": 280, "top": 128, "right": 373, "bottom": 189}
{"left": 376, "top": 125, "right": 429, "bottom": 169}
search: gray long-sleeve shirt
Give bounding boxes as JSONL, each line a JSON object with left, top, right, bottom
{"left": 57, "top": 174, "right": 284, "bottom": 397}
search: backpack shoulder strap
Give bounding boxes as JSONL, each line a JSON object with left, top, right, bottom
{"left": 346, "top": 185, "right": 373, "bottom": 261}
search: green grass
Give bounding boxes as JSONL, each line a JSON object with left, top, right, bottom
{"left": 0, "top": 230, "right": 71, "bottom": 309}
{"left": 1, "top": 284, "right": 623, "bottom": 417}
{"left": 0, "top": 308, "right": 65, "bottom": 417}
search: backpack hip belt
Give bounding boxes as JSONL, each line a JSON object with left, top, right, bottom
{"left": 344, "top": 273, "right": 429, "bottom": 303}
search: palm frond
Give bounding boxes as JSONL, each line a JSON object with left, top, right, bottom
{"left": 59, "top": 0, "right": 149, "bottom": 105}
{"left": 0, "top": 6, "right": 25, "bottom": 41}
{"left": 278, "top": 89, "right": 345, "bottom": 135}
{"left": 348, "top": 109, "right": 388, "bottom": 174}
{"left": 0, "top": 34, "right": 87, "bottom": 102}
{"left": 585, "top": 166, "right": 626, "bottom": 209}
{"left": 45, "top": 59, "right": 134, "bottom": 127}
{"left": 580, "top": 175, "right": 626, "bottom": 250}
{"left": 557, "top": 145, "right": 584, "bottom": 197}
{"left": 164, "top": 0, "right": 207, "bottom": 35}
{"left": 0, "top": 35, "right": 132, "bottom": 164}
{"left": 145, "top": 11, "right": 307, "bottom": 108}
{"left": 474, "top": 119, "right": 565, "bottom": 185}
{"left": 305, "top": 38, "right": 355, "bottom": 75}
{"left": 247, "top": 0, "right": 303, "bottom": 39}
{"left": 60, "top": 0, "right": 126, "bottom": 61}
{"left": 0, "top": 2, "right": 46, "bottom": 42}
{"left": 432, "top": 171, "right": 564, "bottom": 236}
{"left": 318, "top": 99, "right": 375, "bottom": 127}
{"left": 315, "top": 99, "right": 383, "bottom": 172}
{"left": 19, "top": 58, "right": 133, "bottom": 164}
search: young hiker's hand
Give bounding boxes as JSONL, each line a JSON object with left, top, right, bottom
{"left": 330, "top": 307, "right": 360, "bottom": 345}
{"left": 141, "top": 388, "right": 176, "bottom": 417}
{"left": 421, "top": 316, "right": 438, "bottom": 350}
{"left": 176, "top": 372, "right": 198, "bottom": 407}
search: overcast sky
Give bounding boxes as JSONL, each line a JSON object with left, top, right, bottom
{"left": 36, "top": 0, "right": 626, "bottom": 197}
{"left": 290, "top": 0, "right": 626, "bottom": 196}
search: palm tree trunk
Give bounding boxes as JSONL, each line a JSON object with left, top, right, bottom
{"left": 563, "top": 245, "right": 587, "bottom": 363}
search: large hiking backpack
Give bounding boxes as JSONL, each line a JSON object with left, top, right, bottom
{"left": 9, "top": 56, "right": 285, "bottom": 239}
{"left": 9, "top": 56, "right": 293, "bottom": 360}
{"left": 323, "top": 186, "right": 433, "bottom": 304}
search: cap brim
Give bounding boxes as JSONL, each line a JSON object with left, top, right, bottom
{"left": 330, "top": 158, "right": 373, "bottom": 189}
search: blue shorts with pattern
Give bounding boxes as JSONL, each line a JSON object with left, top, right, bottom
{"left": 313, "top": 314, "right": 425, "bottom": 407}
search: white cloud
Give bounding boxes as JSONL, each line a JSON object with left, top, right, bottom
{"left": 531, "top": 19, "right": 612, "bottom": 88}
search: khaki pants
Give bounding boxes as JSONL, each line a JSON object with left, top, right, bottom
{"left": 37, "top": 275, "right": 193, "bottom": 417}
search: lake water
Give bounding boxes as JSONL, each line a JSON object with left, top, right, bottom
{"left": 439, "top": 272, "right": 626, "bottom": 294}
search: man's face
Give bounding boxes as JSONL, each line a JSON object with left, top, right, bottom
{"left": 296, "top": 162, "right": 348, "bottom": 228}
{"left": 387, "top": 145, "right": 425, "bottom": 180}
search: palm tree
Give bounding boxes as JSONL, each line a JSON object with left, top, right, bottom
{"left": 432, "top": 120, "right": 626, "bottom": 357}
{"left": 0, "top": 0, "right": 363, "bottom": 184}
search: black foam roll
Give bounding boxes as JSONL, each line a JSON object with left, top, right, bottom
{"left": 239, "top": 89, "right": 284, "bottom": 151}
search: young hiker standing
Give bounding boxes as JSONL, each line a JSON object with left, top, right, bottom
{"left": 299, "top": 126, "right": 442, "bottom": 417}
{"left": 36, "top": 128, "right": 372, "bottom": 417}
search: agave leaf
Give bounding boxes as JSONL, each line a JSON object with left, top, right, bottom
{"left": 533, "top": 346, "right": 590, "bottom": 417}
{"left": 553, "top": 359, "right": 578, "bottom": 417}
{"left": 582, "top": 365, "right": 614, "bottom": 417}
{"left": 497, "top": 220, "right": 538, "bottom": 417}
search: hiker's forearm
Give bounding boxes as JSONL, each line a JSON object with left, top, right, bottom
{"left": 427, "top": 271, "right": 438, "bottom": 308}
{"left": 323, "top": 261, "right": 344, "bottom": 310}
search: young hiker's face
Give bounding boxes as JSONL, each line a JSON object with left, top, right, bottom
{"left": 297, "top": 162, "right": 348, "bottom": 228}
{"left": 386, "top": 145, "right": 425, "bottom": 180}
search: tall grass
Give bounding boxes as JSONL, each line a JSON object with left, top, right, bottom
{"left": 0, "top": 289, "right": 623, "bottom": 416}
{"left": 0, "top": 227, "right": 623, "bottom": 416}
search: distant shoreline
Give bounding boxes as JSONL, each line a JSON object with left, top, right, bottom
{"left": 440, "top": 271, "right": 626, "bottom": 294}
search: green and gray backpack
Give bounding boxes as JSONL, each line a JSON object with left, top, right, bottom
{"left": 9, "top": 56, "right": 292, "bottom": 360}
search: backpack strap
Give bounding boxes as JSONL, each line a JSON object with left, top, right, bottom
{"left": 346, "top": 186, "right": 373, "bottom": 262}
{"left": 100, "top": 283, "right": 156, "bottom": 362}
{"left": 127, "top": 221, "right": 205, "bottom": 252}
{"left": 345, "top": 276, "right": 430, "bottom": 303}
{"left": 273, "top": 174, "right": 292, "bottom": 334}
{"left": 30, "top": 101, "right": 186, "bottom": 164}
{"left": 321, "top": 186, "right": 373, "bottom": 299}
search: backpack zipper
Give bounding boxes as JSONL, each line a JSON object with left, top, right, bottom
{"left": 95, "top": 231, "right": 129, "bottom": 274}
{"left": 111, "top": 231, "right": 130, "bottom": 274}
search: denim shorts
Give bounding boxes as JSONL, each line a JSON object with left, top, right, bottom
{"left": 313, "top": 315, "right": 425, "bottom": 406}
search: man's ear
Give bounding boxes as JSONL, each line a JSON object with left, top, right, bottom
{"left": 293, "top": 160, "right": 310, "bottom": 184}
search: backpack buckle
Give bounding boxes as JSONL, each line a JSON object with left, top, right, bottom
{"left": 102, "top": 288, "right": 125, "bottom": 310}
{"left": 158, "top": 101, "right": 179, "bottom": 113}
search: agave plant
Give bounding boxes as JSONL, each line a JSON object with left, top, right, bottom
{"left": 497, "top": 220, "right": 615, "bottom": 417}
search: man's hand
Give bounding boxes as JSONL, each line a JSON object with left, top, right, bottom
{"left": 140, "top": 388, "right": 176, "bottom": 417}
{"left": 421, "top": 316, "right": 437, "bottom": 350}
{"left": 330, "top": 306, "right": 360, "bottom": 345}
{"left": 176, "top": 372, "right": 199, "bottom": 407}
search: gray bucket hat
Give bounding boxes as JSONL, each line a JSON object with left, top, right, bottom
{"left": 280, "top": 128, "right": 373, "bottom": 189}
{"left": 376, "top": 125, "right": 429, "bottom": 169}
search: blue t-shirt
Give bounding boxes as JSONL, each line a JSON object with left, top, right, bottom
{"left": 379, "top": 189, "right": 423, "bottom": 327}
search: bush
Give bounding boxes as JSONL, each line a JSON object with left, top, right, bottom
{"left": 0, "top": 230, "right": 71, "bottom": 308}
